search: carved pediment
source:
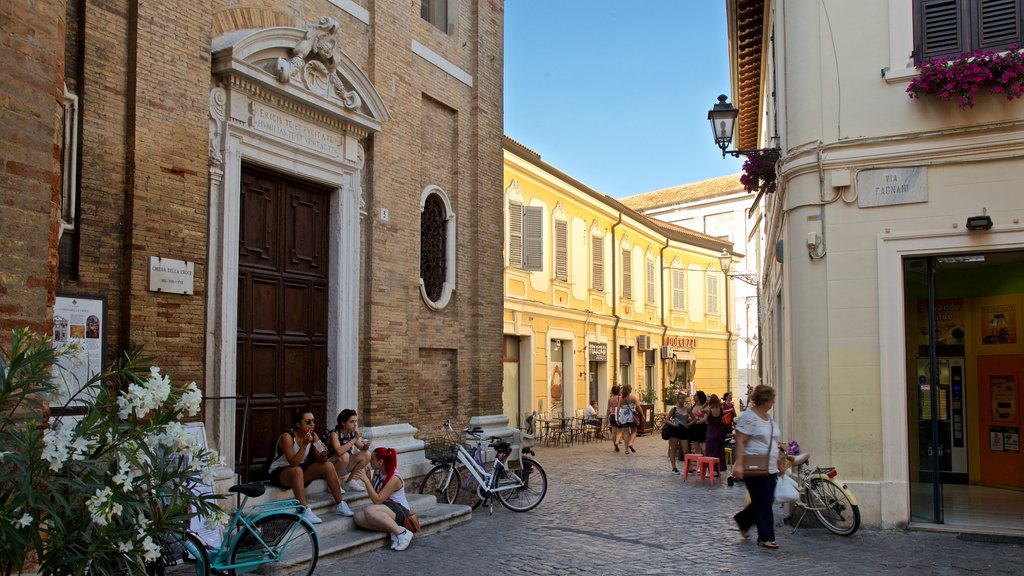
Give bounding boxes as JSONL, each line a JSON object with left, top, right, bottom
{"left": 211, "top": 17, "right": 389, "bottom": 133}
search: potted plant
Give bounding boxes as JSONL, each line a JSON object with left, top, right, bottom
{"left": 906, "top": 47, "right": 1024, "bottom": 109}
{"left": 739, "top": 149, "right": 780, "bottom": 195}
{"left": 0, "top": 328, "right": 225, "bottom": 575}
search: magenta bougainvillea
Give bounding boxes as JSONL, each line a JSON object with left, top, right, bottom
{"left": 906, "top": 47, "right": 1024, "bottom": 109}
{"left": 739, "top": 148, "right": 780, "bottom": 195}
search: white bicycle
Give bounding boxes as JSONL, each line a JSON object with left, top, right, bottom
{"left": 418, "top": 421, "right": 547, "bottom": 513}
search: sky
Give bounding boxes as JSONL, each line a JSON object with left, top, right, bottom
{"left": 504, "top": 1, "right": 744, "bottom": 199}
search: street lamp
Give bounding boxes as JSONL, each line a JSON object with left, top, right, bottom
{"left": 718, "top": 249, "right": 762, "bottom": 397}
{"left": 707, "top": 95, "right": 780, "bottom": 159}
{"left": 718, "top": 249, "right": 759, "bottom": 287}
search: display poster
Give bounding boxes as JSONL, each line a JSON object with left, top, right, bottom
{"left": 182, "top": 423, "right": 223, "bottom": 549}
{"left": 990, "top": 375, "right": 1016, "bottom": 423}
{"left": 989, "top": 426, "right": 1020, "bottom": 453}
{"left": 916, "top": 298, "right": 965, "bottom": 346}
{"left": 980, "top": 303, "right": 1017, "bottom": 345}
{"left": 52, "top": 295, "right": 105, "bottom": 408}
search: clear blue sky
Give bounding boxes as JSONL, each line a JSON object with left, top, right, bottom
{"left": 504, "top": 1, "right": 744, "bottom": 199}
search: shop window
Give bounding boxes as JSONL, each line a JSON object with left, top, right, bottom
{"left": 914, "top": 0, "right": 1024, "bottom": 63}
{"left": 420, "top": 185, "right": 456, "bottom": 309}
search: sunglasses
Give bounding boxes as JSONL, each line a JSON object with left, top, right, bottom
{"left": 304, "top": 419, "right": 316, "bottom": 425}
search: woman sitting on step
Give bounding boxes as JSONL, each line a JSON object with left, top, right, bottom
{"left": 351, "top": 447, "right": 415, "bottom": 551}
{"left": 266, "top": 408, "right": 349, "bottom": 524}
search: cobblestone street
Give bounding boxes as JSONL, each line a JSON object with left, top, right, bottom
{"left": 317, "top": 432, "right": 1024, "bottom": 575}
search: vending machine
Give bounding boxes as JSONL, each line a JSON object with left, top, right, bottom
{"left": 916, "top": 357, "right": 968, "bottom": 483}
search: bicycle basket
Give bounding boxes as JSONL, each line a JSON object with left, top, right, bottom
{"left": 234, "top": 515, "right": 297, "bottom": 552}
{"left": 422, "top": 430, "right": 458, "bottom": 464}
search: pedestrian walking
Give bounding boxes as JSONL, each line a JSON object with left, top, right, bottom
{"left": 732, "top": 384, "right": 783, "bottom": 549}
{"left": 607, "top": 385, "right": 622, "bottom": 452}
{"left": 617, "top": 384, "right": 640, "bottom": 454}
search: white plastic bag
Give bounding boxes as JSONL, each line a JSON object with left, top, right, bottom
{"left": 774, "top": 474, "right": 800, "bottom": 503}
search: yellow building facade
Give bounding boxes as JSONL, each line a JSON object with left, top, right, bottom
{"left": 502, "top": 137, "right": 736, "bottom": 426}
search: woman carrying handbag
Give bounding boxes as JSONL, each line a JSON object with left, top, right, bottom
{"left": 731, "top": 384, "right": 783, "bottom": 549}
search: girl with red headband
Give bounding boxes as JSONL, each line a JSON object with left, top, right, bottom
{"left": 351, "top": 447, "right": 414, "bottom": 551}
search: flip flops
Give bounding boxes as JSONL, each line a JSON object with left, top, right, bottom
{"left": 757, "top": 541, "right": 779, "bottom": 549}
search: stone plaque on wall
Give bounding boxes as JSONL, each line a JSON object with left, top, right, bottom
{"left": 857, "top": 167, "right": 927, "bottom": 208}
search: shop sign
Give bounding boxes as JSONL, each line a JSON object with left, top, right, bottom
{"left": 588, "top": 342, "right": 607, "bottom": 361}
{"left": 664, "top": 336, "right": 698, "bottom": 348}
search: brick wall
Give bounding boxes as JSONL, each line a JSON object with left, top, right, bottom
{"left": 0, "top": 0, "right": 65, "bottom": 341}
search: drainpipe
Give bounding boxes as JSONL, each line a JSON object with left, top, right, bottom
{"left": 724, "top": 264, "right": 733, "bottom": 396}
{"left": 611, "top": 214, "right": 623, "bottom": 387}
{"left": 660, "top": 238, "right": 670, "bottom": 393}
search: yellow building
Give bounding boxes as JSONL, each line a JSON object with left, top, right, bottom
{"left": 503, "top": 136, "right": 736, "bottom": 426}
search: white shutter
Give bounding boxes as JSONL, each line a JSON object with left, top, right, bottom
{"left": 508, "top": 200, "right": 523, "bottom": 268}
{"left": 707, "top": 274, "right": 720, "bottom": 315}
{"left": 591, "top": 235, "right": 604, "bottom": 291}
{"left": 621, "top": 248, "right": 632, "bottom": 300}
{"left": 646, "top": 258, "right": 656, "bottom": 305}
{"left": 523, "top": 206, "right": 543, "bottom": 271}
{"left": 672, "top": 269, "right": 686, "bottom": 310}
{"left": 554, "top": 219, "right": 568, "bottom": 281}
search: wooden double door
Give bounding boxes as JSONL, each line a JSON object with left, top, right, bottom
{"left": 237, "top": 166, "right": 330, "bottom": 480}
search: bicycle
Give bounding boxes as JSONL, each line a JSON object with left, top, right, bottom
{"left": 418, "top": 420, "right": 547, "bottom": 514}
{"left": 784, "top": 452, "right": 861, "bottom": 536}
{"left": 156, "top": 482, "right": 319, "bottom": 576}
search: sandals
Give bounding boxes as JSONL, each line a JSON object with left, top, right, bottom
{"left": 757, "top": 541, "right": 779, "bottom": 549}
{"left": 629, "top": 445, "right": 636, "bottom": 453}
{"left": 614, "top": 445, "right": 620, "bottom": 452}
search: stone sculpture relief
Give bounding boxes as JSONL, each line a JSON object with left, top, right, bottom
{"left": 273, "top": 16, "right": 362, "bottom": 109}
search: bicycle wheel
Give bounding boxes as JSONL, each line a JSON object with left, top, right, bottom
{"left": 181, "top": 532, "right": 211, "bottom": 576}
{"left": 495, "top": 457, "right": 547, "bottom": 512}
{"left": 229, "top": 513, "right": 318, "bottom": 576}
{"left": 418, "top": 464, "right": 461, "bottom": 504}
{"left": 808, "top": 477, "right": 861, "bottom": 536}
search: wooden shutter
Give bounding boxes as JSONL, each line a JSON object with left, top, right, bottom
{"left": 523, "top": 206, "right": 543, "bottom": 271}
{"left": 591, "top": 235, "right": 603, "bottom": 291}
{"left": 977, "top": 0, "right": 1023, "bottom": 50}
{"left": 508, "top": 200, "right": 523, "bottom": 268}
{"left": 672, "top": 269, "right": 685, "bottom": 310}
{"left": 915, "top": 0, "right": 967, "bottom": 62}
{"left": 646, "top": 258, "right": 656, "bottom": 305}
{"left": 707, "top": 274, "right": 720, "bottom": 315}
{"left": 621, "top": 248, "right": 632, "bottom": 300}
{"left": 554, "top": 219, "right": 568, "bottom": 281}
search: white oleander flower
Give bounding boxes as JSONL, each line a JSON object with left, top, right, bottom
{"left": 42, "top": 426, "right": 74, "bottom": 472}
{"left": 111, "top": 457, "right": 137, "bottom": 491}
{"left": 176, "top": 381, "right": 203, "bottom": 416}
{"left": 87, "top": 487, "right": 114, "bottom": 526}
{"left": 117, "top": 541, "right": 134, "bottom": 554}
{"left": 141, "top": 535, "right": 162, "bottom": 562}
{"left": 69, "top": 435, "right": 96, "bottom": 461}
{"left": 16, "top": 512, "right": 33, "bottom": 529}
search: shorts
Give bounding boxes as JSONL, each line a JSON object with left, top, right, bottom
{"left": 268, "top": 461, "right": 315, "bottom": 488}
{"left": 619, "top": 420, "right": 638, "bottom": 429}
{"left": 383, "top": 500, "right": 411, "bottom": 525}
{"left": 608, "top": 416, "right": 619, "bottom": 428}
{"left": 661, "top": 425, "right": 688, "bottom": 441}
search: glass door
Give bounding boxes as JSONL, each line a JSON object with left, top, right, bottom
{"left": 905, "top": 256, "right": 943, "bottom": 523}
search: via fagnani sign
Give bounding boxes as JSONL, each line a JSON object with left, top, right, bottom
{"left": 857, "top": 167, "right": 927, "bottom": 208}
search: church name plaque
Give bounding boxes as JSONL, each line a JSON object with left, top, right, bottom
{"left": 251, "top": 103, "right": 342, "bottom": 159}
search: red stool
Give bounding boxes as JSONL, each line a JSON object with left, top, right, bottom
{"left": 681, "top": 453, "right": 702, "bottom": 481}
{"left": 697, "top": 456, "right": 721, "bottom": 485}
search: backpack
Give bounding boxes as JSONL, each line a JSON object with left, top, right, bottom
{"left": 618, "top": 403, "right": 635, "bottom": 424}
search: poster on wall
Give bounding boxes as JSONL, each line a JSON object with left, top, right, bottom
{"left": 52, "top": 294, "right": 105, "bottom": 410}
{"left": 916, "top": 298, "right": 965, "bottom": 348}
{"left": 990, "top": 375, "right": 1016, "bottom": 424}
{"left": 989, "top": 426, "right": 1020, "bottom": 453}
{"left": 980, "top": 303, "right": 1017, "bottom": 345}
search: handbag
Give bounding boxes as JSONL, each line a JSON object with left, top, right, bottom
{"left": 741, "top": 421, "right": 774, "bottom": 478}
{"left": 774, "top": 474, "right": 800, "bottom": 503}
{"left": 402, "top": 512, "right": 421, "bottom": 533}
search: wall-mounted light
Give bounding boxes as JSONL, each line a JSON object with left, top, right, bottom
{"left": 966, "top": 209, "right": 993, "bottom": 231}
{"left": 707, "top": 95, "right": 780, "bottom": 159}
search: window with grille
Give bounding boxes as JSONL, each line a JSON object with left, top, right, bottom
{"left": 591, "top": 235, "right": 604, "bottom": 291}
{"left": 706, "top": 274, "right": 720, "bottom": 315}
{"left": 554, "top": 219, "right": 568, "bottom": 281}
{"left": 914, "top": 0, "right": 1024, "bottom": 63}
{"left": 508, "top": 200, "right": 543, "bottom": 271}
{"left": 421, "top": 0, "right": 450, "bottom": 33}
{"left": 672, "top": 269, "right": 686, "bottom": 310}
{"left": 60, "top": 85, "right": 79, "bottom": 238}
{"left": 646, "top": 257, "right": 656, "bottom": 305}
{"left": 420, "top": 185, "right": 456, "bottom": 309}
{"left": 621, "top": 248, "right": 632, "bottom": 300}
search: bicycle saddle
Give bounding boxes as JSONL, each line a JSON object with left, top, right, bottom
{"left": 786, "top": 452, "right": 811, "bottom": 466}
{"left": 229, "top": 482, "right": 267, "bottom": 497}
{"left": 489, "top": 440, "right": 511, "bottom": 451}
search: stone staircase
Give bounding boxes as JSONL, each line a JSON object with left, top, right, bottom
{"left": 167, "top": 480, "right": 471, "bottom": 572}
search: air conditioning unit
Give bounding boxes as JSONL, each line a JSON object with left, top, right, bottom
{"left": 637, "top": 335, "right": 652, "bottom": 350}
{"left": 660, "top": 346, "right": 673, "bottom": 359}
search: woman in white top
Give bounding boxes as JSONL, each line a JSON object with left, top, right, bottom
{"left": 351, "top": 447, "right": 415, "bottom": 551}
{"left": 266, "top": 408, "right": 346, "bottom": 524}
{"left": 617, "top": 384, "right": 640, "bottom": 454}
{"left": 732, "top": 384, "right": 783, "bottom": 549}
